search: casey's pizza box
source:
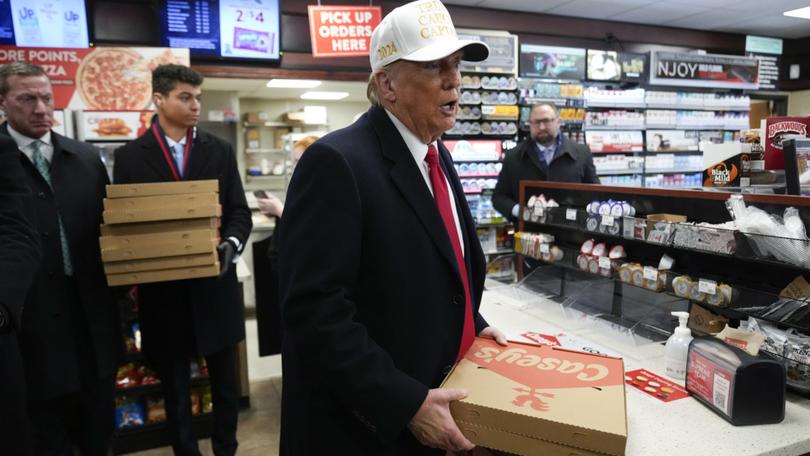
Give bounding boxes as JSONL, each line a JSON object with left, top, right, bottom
{"left": 442, "top": 338, "right": 627, "bottom": 456}
{"left": 105, "top": 180, "right": 219, "bottom": 199}
{"left": 105, "top": 263, "right": 220, "bottom": 287}
{"left": 99, "top": 180, "right": 222, "bottom": 285}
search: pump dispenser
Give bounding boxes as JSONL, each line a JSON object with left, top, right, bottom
{"left": 665, "top": 311, "right": 693, "bottom": 380}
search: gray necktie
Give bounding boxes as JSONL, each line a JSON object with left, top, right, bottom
{"left": 31, "top": 141, "right": 73, "bottom": 276}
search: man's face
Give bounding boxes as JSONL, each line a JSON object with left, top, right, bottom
{"left": 529, "top": 105, "right": 560, "bottom": 145}
{"left": 0, "top": 74, "right": 54, "bottom": 139}
{"left": 387, "top": 52, "right": 462, "bottom": 143}
{"left": 154, "top": 82, "right": 201, "bottom": 128}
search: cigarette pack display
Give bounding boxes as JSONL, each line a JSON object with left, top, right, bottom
{"left": 686, "top": 337, "right": 785, "bottom": 426}
{"left": 442, "top": 338, "right": 627, "bottom": 456}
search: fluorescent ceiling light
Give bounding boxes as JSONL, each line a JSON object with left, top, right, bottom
{"left": 300, "top": 91, "right": 349, "bottom": 100}
{"left": 784, "top": 6, "right": 810, "bottom": 19}
{"left": 266, "top": 79, "right": 322, "bottom": 88}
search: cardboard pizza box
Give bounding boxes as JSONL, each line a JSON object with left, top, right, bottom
{"left": 100, "top": 217, "right": 219, "bottom": 237}
{"left": 103, "top": 251, "right": 217, "bottom": 274}
{"left": 99, "top": 228, "right": 218, "bottom": 251}
{"left": 105, "top": 179, "right": 219, "bottom": 199}
{"left": 442, "top": 338, "right": 627, "bottom": 456}
{"left": 101, "top": 235, "right": 218, "bottom": 262}
{"left": 105, "top": 262, "right": 220, "bottom": 286}
{"left": 103, "top": 192, "right": 219, "bottom": 212}
{"left": 102, "top": 204, "right": 222, "bottom": 225}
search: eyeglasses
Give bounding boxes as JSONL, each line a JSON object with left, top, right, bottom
{"left": 529, "top": 118, "right": 557, "bottom": 126}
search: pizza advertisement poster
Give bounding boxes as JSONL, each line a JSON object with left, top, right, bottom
{"left": 77, "top": 111, "right": 154, "bottom": 141}
{"left": 0, "top": 46, "right": 189, "bottom": 110}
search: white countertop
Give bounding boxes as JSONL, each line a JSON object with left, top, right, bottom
{"left": 479, "top": 284, "right": 810, "bottom": 456}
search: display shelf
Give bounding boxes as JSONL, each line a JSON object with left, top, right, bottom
{"left": 112, "top": 412, "right": 214, "bottom": 454}
{"left": 458, "top": 173, "right": 500, "bottom": 178}
{"left": 516, "top": 182, "right": 810, "bottom": 299}
{"left": 116, "top": 376, "right": 210, "bottom": 397}
{"left": 484, "top": 248, "right": 514, "bottom": 255}
{"left": 596, "top": 169, "right": 644, "bottom": 176}
{"left": 476, "top": 221, "right": 511, "bottom": 227}
{"left": 585, "top": 125, "right": 645, "bottom": 131}
{"left": 645, "top": 104, "right": 750, "bottom": 112}
{"left": 644, "top": 168, "right": 704, "bottom": 174}
{"left": 644, "top": 149, "right": 702, "bottom": 154}
{"left": 245, "top": 148, "right": 284, "bottom": 154}
{"left": 585, "top": 102, "right": 646, "bottom": 109}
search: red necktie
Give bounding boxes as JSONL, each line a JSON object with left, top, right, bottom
{"left": 425, "top": 144, "right": 474, "bottom": 362}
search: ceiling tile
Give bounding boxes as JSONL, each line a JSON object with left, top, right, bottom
{"left": 442, "top": 0, "right": 487, "bottom": 6}
{"left": 475, "top": 0, "right": 572, "bottom": 13}
{"left": 667, "top": 9, "right": 754, "bottom": 29}
{"left": 725, "top": 0, "right": 810, "bottom": 13}
{"left": 608, "top": 4, "right": 711, "bottom": 24}
{"left": 546, "top": 0, "right": 639, "bottom": 19}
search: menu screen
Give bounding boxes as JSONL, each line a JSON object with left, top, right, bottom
{"left": 160, "top": 0, "right": 280, "bottom": 61}
{"left": 3, "top": 0, "right": 89, "bottom": 48}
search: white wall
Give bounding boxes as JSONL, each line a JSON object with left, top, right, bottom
{"left": 788, "top": 90, "right": 810, "bottom": 116}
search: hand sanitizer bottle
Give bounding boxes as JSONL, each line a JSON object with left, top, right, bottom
{"left": 665, "top": 311, "right": 693, "bottom": 380}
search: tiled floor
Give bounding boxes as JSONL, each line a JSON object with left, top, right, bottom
{"left": 130, "top": 318, "right": 283, "bottom": 455}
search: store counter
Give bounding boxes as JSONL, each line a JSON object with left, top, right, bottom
{"left": 479, "top": 285, "right": 810, "bottom": 456}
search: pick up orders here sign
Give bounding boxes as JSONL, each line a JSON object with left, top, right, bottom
{"left": 308, "top": 5, "right": 381, "bottom": 58}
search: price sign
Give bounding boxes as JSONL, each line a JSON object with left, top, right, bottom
{"left": 533, "top": 205, "right": 544, "bottom": 217}
{"left": 540, "top": 243, "right": 550, "bottom": 254}
{"left": 643, "top": 266, "right": 658, "bottom": 281}
{"left": 699, "top": 279, "right": 717, "bottom": 295}
{"left": 598, "top": 257, "right": 612, "bottom": 269}
{"left": 601, "top": 215, "right": 615, "bottom": 226}
{"left": 566, "top": 208, "right": 577, "bottom": 221}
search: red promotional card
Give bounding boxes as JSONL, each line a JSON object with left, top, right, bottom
{"left": 625, "top": 368, "right": 690, "bottom": 403}
{"left": 520, "top": 331, "right": 562, "bottom": 347}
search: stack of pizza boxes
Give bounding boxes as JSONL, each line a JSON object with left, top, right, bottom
{"left": 99, "top": 180, "right": 222, "bottom": 286}
{"left": 443, "top": 337, "right": 628, "bottom": 456}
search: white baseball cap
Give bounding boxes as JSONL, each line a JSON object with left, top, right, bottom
{"left": 370, "top": 0, "right": 489, "bottom": 71}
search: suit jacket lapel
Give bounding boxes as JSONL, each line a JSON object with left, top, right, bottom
{"left": 139, "top": 130, "right": 178, "bottom": 181}
{"left": 368, "top": 107, "right": 459, "bottom": 276}
{"left": 183, "top": 131, "right": 209, "bottom": 179}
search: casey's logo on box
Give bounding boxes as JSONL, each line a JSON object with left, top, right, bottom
{"left": 461, "top": 339, "right": 623, "bottom": 414}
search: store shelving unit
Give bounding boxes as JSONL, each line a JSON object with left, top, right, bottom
{"left": 580, "top": 87, "right": 750, "bottom": 188}
{"left": 514, "top": 181, "right": 810, "bottom": 349}
{"left": 112, "top": 290, "right": 215, "bottom": 454}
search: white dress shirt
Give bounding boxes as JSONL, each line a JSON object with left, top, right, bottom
{"left": 385, "top": 110, "right": 465, "bottom": 255}
{"left": 8, "top": 124, "right": 54, "bottom": 163}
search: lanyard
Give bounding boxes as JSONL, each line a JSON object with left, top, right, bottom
{"left": 151, "top": 122, "right": 194, "bottom": 181}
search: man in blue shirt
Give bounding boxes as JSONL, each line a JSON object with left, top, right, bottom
{"left": 493, "top": 103, "right": 599, "bottom": 222}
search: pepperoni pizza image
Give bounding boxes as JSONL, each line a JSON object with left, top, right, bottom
{"left": 76, "top": 49, "right": 185, "bottom": 110}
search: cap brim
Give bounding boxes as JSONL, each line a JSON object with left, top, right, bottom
{"left": 401, "top": 39, "right": 489, "bottom": 64}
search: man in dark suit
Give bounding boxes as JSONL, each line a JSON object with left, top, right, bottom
{"left": 278, "top": 1, "right": 506, "bottom": 454}
{"left": 113, "top": 64, "right": 252, "bottom": 456}
{"left": 493, "top": 103, "right": 600, "bottom": 223}
{"left": 0, "top": 61, "right": 122, "bottom": 455}
{"left": 0, "top": 135, "right": 41, "bottom": 456}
